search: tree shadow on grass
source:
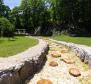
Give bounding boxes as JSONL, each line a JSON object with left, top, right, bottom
{"left": 7, "top": 37, "right": 19, "bottom": 41}
{"left": 0, "top": 39, "right": 4, "bottom": 43}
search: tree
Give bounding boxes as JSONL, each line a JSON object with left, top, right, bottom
{"left": 0, "top": 17, "right": 15, "bottom": 37}
{"left": 11, "top": 7, "right": 22, "bottom": 29}
{"left": 10, "top": 0, "right": 91, "bottom": 36}
{"left": 0, "top": 0, "right": 10, "bottom": 18}
{"left": 20, "top": 0, "right": 51, "bottom": 35}
{"left": 0, "top": 0, "right": 4, "bottom": 17}
{"left": 3, "top": 5, "right": 10, "bottom": 19}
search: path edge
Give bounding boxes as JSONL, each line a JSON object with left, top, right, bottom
{"left": 49, "top": 39, "right": 91, "bottom": 68}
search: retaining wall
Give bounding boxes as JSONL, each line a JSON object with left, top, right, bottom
{"left": 0, "top": 39, "right": 48, "bottom": 84}
{"left": 50, "top": 39, "right": 91, "bottom": 68}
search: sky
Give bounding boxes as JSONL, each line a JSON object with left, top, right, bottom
{"left": 4, "top": 0, "right": 21, "bottom": 9}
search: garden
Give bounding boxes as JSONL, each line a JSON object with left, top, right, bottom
{"left": 0, "top": 0, "right": 91, "bottom": 84}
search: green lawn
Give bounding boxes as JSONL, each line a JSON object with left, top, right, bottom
{"left": 52, "top": 35, "right": 91, "bottom": 46}
{"left": 0, "top": 36, "right": 38, "bottom": 57}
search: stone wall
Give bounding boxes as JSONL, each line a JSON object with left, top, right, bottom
{"left": 50, "top": 39, "right": 91, "bottom": 68}
{"left": 0, "top": 39, "right": 49, "bottom": 84}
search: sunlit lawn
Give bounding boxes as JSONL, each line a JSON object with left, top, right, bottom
{"left": 52, "top": 35, "right": 91, "bottom": 46}
{"left": 0, "top": 36, "right": 38, "bottom": 57}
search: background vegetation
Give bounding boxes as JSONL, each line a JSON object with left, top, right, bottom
{"left": 0, "top": 0, "right": 91, "bottom": 56}
{"left": 0, "top": 0, "right": 91, "bottom": 36}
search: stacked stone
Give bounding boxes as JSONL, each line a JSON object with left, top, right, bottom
{"left": 0, "top": 39, "right": 49, "bottom": 84}
{"left": 50, "top": 39, "right": 91, "bottom": 68}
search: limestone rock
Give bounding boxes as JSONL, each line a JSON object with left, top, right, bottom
{"left": 69, "top": 68, "right": 81, "bottom": 77}
{"left": 61, "top": 49, "right": 68, "bottom": 53}
{"left": 0, "top": 39, "right": 48, "bottom": 84}
{"left": 51, "top": 39, "right": 91, "bottom": 68}
{"left": 0, "top": 72, "right": 21, "bottom": 84}
{"left": 19, "top": 61, "right": 34, "bottom": 81}
{"left": 62, "top": 58, "right": 75, "bottom": 64}
{"left": 37, "top": 79, "right": 53, "bottom": 84}
{"left": 49, "top": 61, "right": 58, "bottom": 67}
{"left": 50, "top": 51, "right": 61, "bottom": 58}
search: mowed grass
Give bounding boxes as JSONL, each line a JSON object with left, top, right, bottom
{"left": 52, "top": 35, "right": 91, "bottom": 46}
{"left": 0, "top": 36, "right": 38, "bottom": 57}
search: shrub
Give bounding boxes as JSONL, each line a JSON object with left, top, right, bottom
{"left": 0, "top": 17, "right": 15, "bottom": 37}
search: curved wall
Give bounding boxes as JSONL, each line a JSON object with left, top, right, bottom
{"left": 50, "top": 39, "right": 91, "bottom": 68}
{"left": 0, "top": 39, "right": 49, "bottom": 84}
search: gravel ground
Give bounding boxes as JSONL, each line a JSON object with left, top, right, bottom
{"left": 26, "top": 38, "right": 91, "bottom": 84}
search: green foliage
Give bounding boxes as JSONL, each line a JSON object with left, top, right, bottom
{"left": 0, "top": 17, "right": 15, "bottom": 37}
{"left": 48, "top": 0, "right": 91, "bottom": 36}
{"left": 11, "top": 7, "right": 22, "bottom": 29}
{"left": 0, "top": 0, "right": 4, "bottom": 16}
{"left": 18, "top": 0, "right": 51, "bottom": 35}
{"left": 0, "top": 0, "right": 10, "bottom": 18}
{"left": 1, "top": 0, "right": 90, "bottom": 36}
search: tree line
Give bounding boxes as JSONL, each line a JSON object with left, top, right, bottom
{"left": 0, "top": 0, "right": 91, "bottom": 37}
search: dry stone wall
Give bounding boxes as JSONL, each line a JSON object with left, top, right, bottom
{"left": 50, "top": 39, "right": 91, "bottom": 68}
{"left": 0, "top": 39, "right": 49, "bottom": 84}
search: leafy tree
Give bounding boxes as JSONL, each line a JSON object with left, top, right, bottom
{"left": 20, "top": 0, "right": 51, "bottom": 35}
{"left": 0, "top": 0, "right": 10, "bottom": 18}
{"left": 20, "top": 0, "right": 31, "bottom": 32}
{"left": 0, "top": 0, "right": 4, "bottom": 17}
{"left": 3, "top": 5, "right": 10, "bottom": 18}
{"left": 49, "top": 0, "right": 91, "bottom": 36}
{"left": 11, "top": 7, "right": 22, "bottom": 29}
{"left": 0, "top": 17, "right": 15, "bottom": 37}
{"left": 8, "top": 0, "right": 91, "bottom": 36}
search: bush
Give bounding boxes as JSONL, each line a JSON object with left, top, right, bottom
{"left": 0, "top": 17, "right": 15, "bottom": 37}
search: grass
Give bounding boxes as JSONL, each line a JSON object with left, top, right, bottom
{"left": 52, "top": 35, "right": 91, "bottom": 46}
{"left": 0, "top": 36, "right": 38, "bottom": 57}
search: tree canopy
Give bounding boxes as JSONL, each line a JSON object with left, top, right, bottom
{"left": 0, "top": 0, "right": 91, "bottom": 36}
{"left": 0, "top": 17, "right": 14, "bottom": 37}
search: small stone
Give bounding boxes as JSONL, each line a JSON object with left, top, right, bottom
{"left": 62, "top": 58, "right": 75, "bottom": 64}
{"left": 69, "top": 68, "right": 81, "bottom": 77}
{"left": 61, "top": 49, "right": 68, "bottom": 53}
{"left": 37, "top": 79, "right": 53, "bottom": 84}
{"left": 51, "top": 51, "right": 61, "bottom": 58}
{"left": 49, "top": 61, "right": 58, "bottom": 67}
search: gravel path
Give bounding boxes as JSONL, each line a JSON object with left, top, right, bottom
{"left": 26, "top": 38, "right": 91, "bottom": 84}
